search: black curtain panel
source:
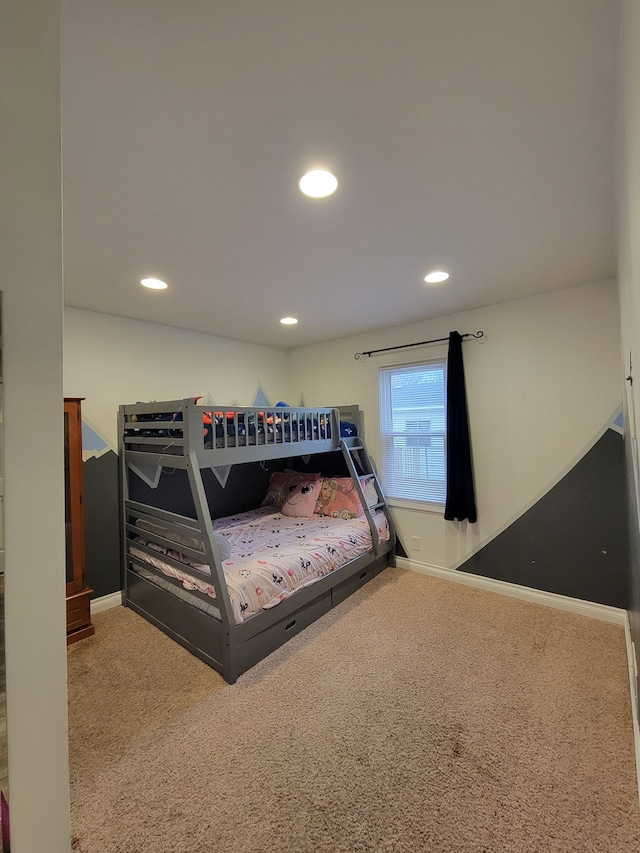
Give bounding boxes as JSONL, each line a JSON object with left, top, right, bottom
{"left": 444, "top": 331, "right": 477, "bottom": 523}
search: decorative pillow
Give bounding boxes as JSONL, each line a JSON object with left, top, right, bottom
{"left": 360, "top": 477, "right": 379, "bottom": 507}
{"left": 212, "top": 533, "right": 232, "bottom": 562}
{"left": 339, "top": 420, "right": 358, "bottom": 438}
{"left": 315, "top": 477, "right": 364, "bottom": 519}
{"left": 261, "top": 471, "right": 320, "bottom": 508}
{"left": 281, "top": 475, "right": 322, "bottom": 518}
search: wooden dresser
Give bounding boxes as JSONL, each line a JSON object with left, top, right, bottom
{"left": 64, "top": 398, "right": 95, "bottom": 644}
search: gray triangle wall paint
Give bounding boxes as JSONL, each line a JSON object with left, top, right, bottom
{"left": 83, "top": 451, "right": 121, "bottom": 598}
{"left": 457, "top": 429, "right": 630, "bottom": 608}
{"left": 81, "top": 428, "right": 629, "bottom": 608}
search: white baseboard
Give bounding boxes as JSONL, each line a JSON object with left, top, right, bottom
{"left": 90, "top": 590, "right": 123, "bottom": 614}
{"left": 397, "top": 557, "right": 626, "bottom": 625}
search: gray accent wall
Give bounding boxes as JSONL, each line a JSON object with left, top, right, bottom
{"left": 83, "top": 451, "right": 121, "bottom": 598}
{"left": 458, "top": 429, "right": 630, "bottom": 608}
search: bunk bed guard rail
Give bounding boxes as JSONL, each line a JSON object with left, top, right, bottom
{"left": 120, "top": 399, "right": 342, "bottom": 466}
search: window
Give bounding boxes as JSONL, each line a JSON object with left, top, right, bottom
{"left": 379, "top": 361, "right": 446, "bottom": 505}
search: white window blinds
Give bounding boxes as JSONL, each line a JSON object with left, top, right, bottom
{"left": 379, "top": 361, "right": 447, "bottom": 504}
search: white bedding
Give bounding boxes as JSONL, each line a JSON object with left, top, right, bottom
{"left": 129, "top": 506, "right": 389, "bottom": 624}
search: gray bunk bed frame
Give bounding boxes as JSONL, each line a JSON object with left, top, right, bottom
{"left": 118, "top": 398, "right": 396, "bottom": 683}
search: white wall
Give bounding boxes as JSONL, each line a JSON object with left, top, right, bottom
{"left": 0, "top": 2, "right": 71, "bottom": 851}
{"left": 618, "top": 1, "right": 640, "bottom": 646}
{"left": 64, "top": 308, "right": 290, "bottom": 446}
{"left": 288, "top": 280, "right": 622, "bottom": 569}
{"left": 619, "top": 0, "right": 640, "bottom": 495}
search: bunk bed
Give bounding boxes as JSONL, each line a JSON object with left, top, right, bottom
{"left": 118, "top": 399, "right": 396, "bottom": 683}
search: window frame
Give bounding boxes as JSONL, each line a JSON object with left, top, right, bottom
{"left": 378, "top": 358, "right": 447, "bottom": 511}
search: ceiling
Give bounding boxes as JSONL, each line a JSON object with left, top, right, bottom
{"left": 61, "top": 0, "right": 619, "bottom": 349}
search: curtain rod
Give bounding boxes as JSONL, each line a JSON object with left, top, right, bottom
{"left": 354, "top": 330, "right": 484, "bottom": 360}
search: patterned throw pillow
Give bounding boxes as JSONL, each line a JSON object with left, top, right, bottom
{"left": 315, "top": 477, "right": 364, "bottom": 519}
{"left": 261, "top": 471, "right": 321, "bottom": 509}
{"left": 281, "top": 475, "right": 322, "bottom": 518}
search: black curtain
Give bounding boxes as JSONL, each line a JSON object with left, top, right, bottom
{"left": 444, "top": 331, "right": 477, "bottom": 523}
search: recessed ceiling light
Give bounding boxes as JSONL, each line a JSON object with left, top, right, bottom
{"left": 298, "top": 169, "right": 338, "bottom": 199}
{"left": 280, "top": 317, "right": 298, "bottom": 325}
{"left": 424, "top": 271, "right": 450, "bottom": 284}
{"left": 141, "top": 277, "right": 168, "bottom": 290}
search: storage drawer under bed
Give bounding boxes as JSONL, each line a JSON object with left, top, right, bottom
{"left": 331, "top": 566, "right": 375, "bottom": 607}
{"left": 235, "top": 589, "right": 332, "bottom": 677}
{"left": 330, "top": 548, "right": 390, "bottom": 607}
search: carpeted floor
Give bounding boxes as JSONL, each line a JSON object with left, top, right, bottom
{"left": 68, "top": 568, "right": 640, "bottom": 852}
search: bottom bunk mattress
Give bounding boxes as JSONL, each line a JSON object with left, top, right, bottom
{"left": 129, "top": 506, "right": 389, "bottom": 625}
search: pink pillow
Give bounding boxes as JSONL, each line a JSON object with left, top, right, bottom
{"left": 261, "top": 471, "right": 319, "bottom": 508}
{"left": 315, "top": 477, "right": 364, "bottom": 519}
{"left": 281, "top": 475, "right": 322, "bottom": 518}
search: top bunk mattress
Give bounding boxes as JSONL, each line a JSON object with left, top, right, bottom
{"left": 129, "top": 506, "right": 389, "bottom": 624}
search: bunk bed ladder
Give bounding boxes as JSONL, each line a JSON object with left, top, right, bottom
{"left": 339, "top": 439, "right": 396, "bottom": 563}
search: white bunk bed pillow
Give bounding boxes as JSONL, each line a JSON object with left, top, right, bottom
{"left": 361, "top": 477, "right": 379, "bottom": 507}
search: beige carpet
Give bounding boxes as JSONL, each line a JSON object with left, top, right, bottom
{"left": 68, "top": 568, "right": 640, "bottom": 852}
